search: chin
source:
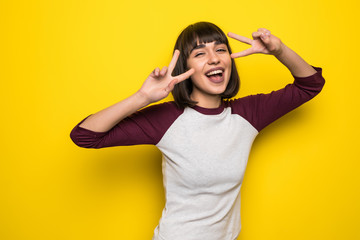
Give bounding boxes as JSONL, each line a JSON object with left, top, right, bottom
{"left": 208, "top": 86, "right": 228, "bottom": 96}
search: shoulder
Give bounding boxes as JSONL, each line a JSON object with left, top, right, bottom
{"left": 223, "top": 96, "right": 261, "bottom": 130}
{"left": 137, "top": 101, "right": 184, "bottom": 119}
{"left": 224, "top": 95, "right": 261, "bottom": 114}
{"left": 129, "top": 101, "right": 185, "bottom": 144}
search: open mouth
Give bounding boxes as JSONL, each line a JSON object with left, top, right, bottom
{"left": 205, "top": 68, "right": 224, "bottom": 83}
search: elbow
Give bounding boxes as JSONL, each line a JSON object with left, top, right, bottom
{"left": 70, "top": 129, "right": 91, "bottom": 148}
{"left": 320, "top": 77, "right": 326, "bottom": 90}
{"left": 314, "top": 76, "right": 325, "bottom": 96}
{"left": 69, "top": 133, "right": 83, "bottom": 148}
{"left": 313, "top": 67, "right": 326, "bottom": 94}
{"left": 298, "top": 75, "right": 326, "bottom": 99}
{"left": 297, "top": 66, "right": 326, "bottom": 97}
{"left": 70, "top": 127, "right": 104, "bottom": 149}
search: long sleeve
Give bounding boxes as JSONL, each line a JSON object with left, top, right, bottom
{"left": 70, "top": 101, "right": 184, "bottom": 148}
{"left": 229, "top": 66, "right": 325, "bottom": 132}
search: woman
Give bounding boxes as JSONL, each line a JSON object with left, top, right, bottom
{"left": 70, "top": 22, "right": 325, "bottom": 240}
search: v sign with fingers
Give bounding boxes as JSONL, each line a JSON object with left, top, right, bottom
{"left": 78, "top": 50, "right": 194, "bottom": 133}
{"left": 228, "top": 28, "right": 317, "bottom": 77}
{"left": 139, "top": 50, "right": 194, "bottom": 104}
{"left": 227, "top": 28, "right": 284, "bottom": 58}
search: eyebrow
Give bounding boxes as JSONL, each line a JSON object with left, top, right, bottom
{"left": 190, "top": 41, "right": 223, "bottom": 54}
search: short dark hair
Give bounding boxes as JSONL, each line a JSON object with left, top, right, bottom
{"left": 171, "top": 22, "right": 240, "bottom": 108}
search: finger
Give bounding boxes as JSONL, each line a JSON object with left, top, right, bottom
{"left": 154, "top": 67, "right": 160, "bottom": 77}
{"left": 253, "top": 30, "right": 271, "bottom": 39}
{"left": 260, "top": 32, "right": 271, "bottom": 45}
{"left": 176, "top": 68, "right": 195, "bottom": 83}
{"left": 252, "top": 31, "right": 262, "bottom": 39}
{"left": 160, "top": 66, "right": 168, "bottom": 77}
{"left": 231, "top": 48, "right": 254, "bottom": 58}
{"left": 227, "top": 32, "right": 252, "bottom": 45}
{"left": 257, "top": 28, "right": 271, "bottom": 34}
{"left": 150, "top": 67, "right": 159, "bottom": 77}
{"left": 165, "top": 79, "right": 178, "bottom": 92}
{"left": 168, "top": 49, "right": 180, "bottom": 74}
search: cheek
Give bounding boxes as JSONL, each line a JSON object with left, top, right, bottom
{"left": 190, "top": 71, "right": 203, "bottom": 84}
{"left": 187, "top": 60, "right": 200, "bottom": 71}
{"left": 226, "top": 59, "right": 232, "bottom": 76}
{"left": 225, "top": 56, "right": 232, "bottom": 66}
{"left": 187, "top": 62, "right": 203, "bottom": 79}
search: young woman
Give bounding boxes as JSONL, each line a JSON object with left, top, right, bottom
{"left": 70, "top": 22, "right": 325, "bottom": 240}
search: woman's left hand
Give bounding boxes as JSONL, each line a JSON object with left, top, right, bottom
{"left": 228, "top": 28, "right": 284, "bottom": 58}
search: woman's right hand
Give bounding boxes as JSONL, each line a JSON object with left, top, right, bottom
{"left": 138, "top": 50, "right": 194, "bottom": 104}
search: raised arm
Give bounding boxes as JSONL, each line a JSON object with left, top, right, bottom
{"left": 227, "top": 29, "right": 316, "bottom": 77}
{"left": 227, "top": 29, "right": 325, "bottom": 132}
{"left": 77, "top": 50, "right": 194, "bottom": 133}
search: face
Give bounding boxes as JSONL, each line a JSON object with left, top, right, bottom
{"left": 186, "top": 41, "right": 232, "bottom": 102}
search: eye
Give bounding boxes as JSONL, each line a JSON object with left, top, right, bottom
{"left": 216, "top": 48, "right": 227, "bottom": 53}
{"left": 194, "top": 52, "right": 204, "bottom": 57}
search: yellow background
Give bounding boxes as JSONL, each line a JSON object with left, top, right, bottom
{"left": 1, "top": 0, "right": 359, "bottom": 239}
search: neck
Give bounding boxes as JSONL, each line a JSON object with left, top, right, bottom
{"left": 191, "top": 92, "right": 222, "bottom": 108}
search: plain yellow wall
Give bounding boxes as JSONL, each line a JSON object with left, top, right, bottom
{"left": 1, "top": 0, "right": 359, "bottom": 239}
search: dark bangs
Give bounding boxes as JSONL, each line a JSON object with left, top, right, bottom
{"left": 172, "top": 22, "right": 240, "bottom": 108}
{"left": 179, "top": 22, "right": 231, "bottom": 59}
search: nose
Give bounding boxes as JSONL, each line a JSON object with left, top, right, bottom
{"left": 207, "top": 51, "right": 220, "bottom": 65}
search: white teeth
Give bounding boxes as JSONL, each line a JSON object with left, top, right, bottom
{"left": 206, "top": 69, "right": 223, "bottom": 76}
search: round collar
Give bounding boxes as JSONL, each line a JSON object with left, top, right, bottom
{"left": 191, "top": 101, "right": 225, "bottom": 115}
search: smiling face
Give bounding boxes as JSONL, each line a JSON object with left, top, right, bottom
{"left": 186, "top": 41, "right": 232, "bottom": 105}
{"left": 171, "top": 22, "right": 239, "bottom": 108}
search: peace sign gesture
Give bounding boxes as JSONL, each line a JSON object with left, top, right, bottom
{"left": 228, "top": 28, "right": 284, "bottom": 58}
{"left": 139, "top": 50, "right": 194, "bottom": 104}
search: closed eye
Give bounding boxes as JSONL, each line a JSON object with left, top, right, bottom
{"left": 216, "top": 48, "right": 227, "bottom": 52}
{"left": 194, "top": 52, "right": 204, "bottom": 57}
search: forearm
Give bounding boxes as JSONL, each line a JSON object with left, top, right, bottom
{"left": 274, "top": 43, "right": 317, "bottom": 77}
{"left": 79, "top": 91, "right": 150, "bottom": 132}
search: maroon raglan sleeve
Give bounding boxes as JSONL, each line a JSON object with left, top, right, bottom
{"left": 70, "top": 101, "right": 183, "bottom": 148}
{"left": 229, "top": 66, "right": 325, "bottom": 132}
